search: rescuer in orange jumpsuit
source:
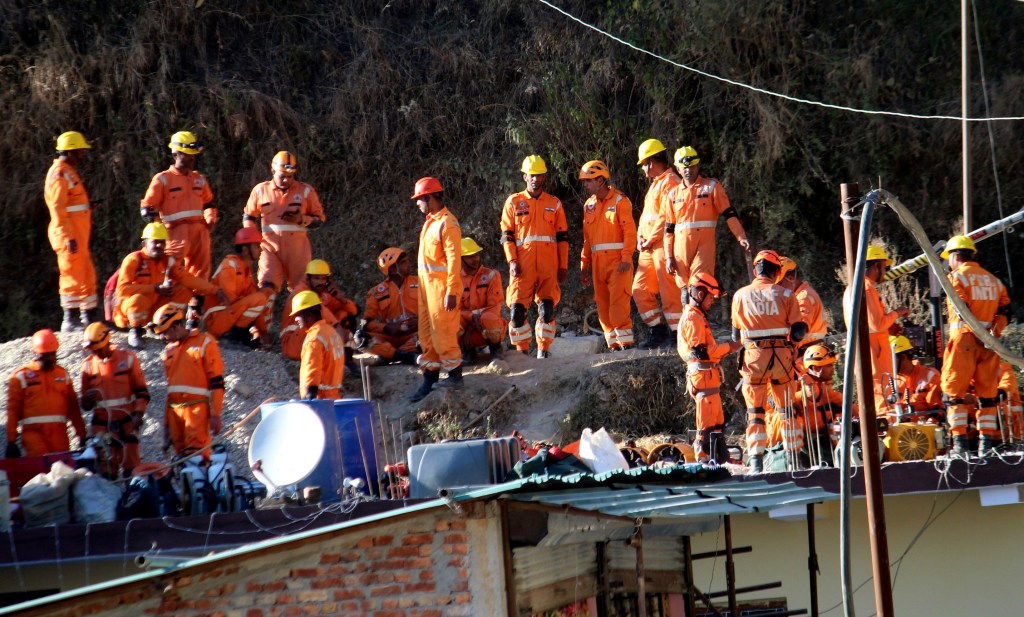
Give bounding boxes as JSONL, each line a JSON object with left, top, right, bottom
{"left": 280, "top": 259, "right": 359, "bottom": 361}
{"left": 291, "top": 291, "right": 345, "bottom": 400}
{"left": 997, "top": 362, "right": 1022, "bottom": 443}
{"left": 676, "top": 273, "right": 741, "bottom": 463}
{"left": 5, "top": 330, "right": 86, "bottom": 458}
{"left": 408, "top": 177, "right": 463, "bottom": 402}
{"left": 579, "top": 160, "right": 637, "bottom": 351}
{"left": 140, "top": 131, "right": 217, "bottom": 280}
{"left": 46, "top": 131, "right": 99, "bottom": 332}
{"left": 243, "top": 151, "right": 326, "bottom": 315}
{"left": 886, "top": 335, "right": 942, "bottom": 423}
{"left": 79, "top": 322, "right": 150, "bottom": 478}
{"left": 939, "top": 235, "right": 1011, "bottom": 457}
{"left": 202, "top": 227, "right": 274, "bottom": 348}
{"left": 150, "top": 305, "right": 224, "bottom": 461}
{"left": 731, "top": 250, "right": 806, "bottom": 473}
{"left": 114, "top": 223, "right": 220, "bottom": 349}
{"left": 776, "top": 256, "right": 828, "bottom": 372}
{"left": 664, "top": 147, "right": 750, "bottom": 298}
{"left": 842, "top": 246, "right": 909, "bottom": 410}
{"left": 633, "top": 139, "right": 682, "bottom": 349}
{"left": 500, "top": 155, "right": 569, "bottom": 358}
{"left": 458, "top": 237, "right": 507, "bottom": 364}
{"left": 358, "top": 248, "right": 419, "bottom": 365}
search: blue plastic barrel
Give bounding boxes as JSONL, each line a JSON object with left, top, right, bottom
{"left": 333, "top": 399, "right": 379, "bottom": 496}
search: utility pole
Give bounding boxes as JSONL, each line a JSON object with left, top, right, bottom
{"left": 962, "top": 0, "right": 971, "bottom": 233}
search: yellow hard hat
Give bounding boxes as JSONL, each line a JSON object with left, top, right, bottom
{"left": 56, "top": 131, "right": 91, "bottom": 151}
{"left": 290, "top": 290, "right": 322, "bottom": 316}
{"left": 168, "top": 131, "right": 203, "bottom": 155}
{"left": 461, "top": 237, "right": 483, "bottom": 257}
{"left": 674, "top": 146, "right": 700, "bottom": 167}
{"left": 141, "top": 222, "right": 169, "bottom": 241}
{"left": 941, "top": 235, "right": 977, "bottom": 258}
{"left": 305, "top": 259, "right": 331, "bottom": 276}
{"left": 271, "top": 151, "right": 298, "bottom": 175}
{"left": 83, "top": 322, "right": 111, "bottom": 351}
{"left": 579, "top": 160, "right": 610, "bottom": 180}
{"left": 521, "top": 155, "right": 547, "bottom": 175}
{"left": 890, "top": 335, "right": 913, "bottom": 355}
{"left": 865, "top": 246, "right": 893, "bottom": 267}
{"left": 377, "top": 248, "right": 405, "bottom": 276}
{"left": 636, "top": 138, "right": 667, "bottom": 165}
{"left": 149, "top": 305, "right": 184, "bottom": 335}
{"left": 776, "top": 256, "right": 797, "bottom": 283}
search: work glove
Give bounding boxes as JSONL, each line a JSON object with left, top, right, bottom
{"left": 140, "top": 207, "right": 159, "bottom": 223}
{"left": 998, "top": 389, "right": 1008, "bottom": 403}
{"left": 5, "top": 442, "right": 20, "bottom": 458}
{"left": 303, "top": 386, "right": 319, "bottom": 401}
{"left": 203, "top": 207, "right": 218, "bottom": 227}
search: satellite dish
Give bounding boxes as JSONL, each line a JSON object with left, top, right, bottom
{"left": 248, "top": 402, "right": 326, "bottom": 489}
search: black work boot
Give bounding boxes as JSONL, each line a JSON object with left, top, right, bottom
{"left": 436, "top": 365, "right": 464, "bottom": 389}
{"left": 462, "top": 348, "right": 478, "bottom": 365}
{"left": 407, "top": 370, "right": 440, "bottom": 402}
{"left": 747, "top": 454, "right": 763, "bottom": 474}
{"left": 127, "top": 327, "right": 144, "bottom": 349}
{"left": 710, "top": 432, "right": 728, "bottom": 465}
{"left": 61, "top": 309, "right": 78, "bottom": 333}
{"left": 639, "top": 323, "right": 671, "bottom": 350}
{"left": 80, "top": 308, "right": 99, "bottom": 327}
{"left": 979, "top": 435, "right": 996, "bottom": 457}
{"left": 951, "top": 435, "right": 969, "bottom": 458}
{"left": 488, "top": 342, "right": 505, "bottom": 360}
{"left": 393, "top": 350, "right": 418, "bottom": 365}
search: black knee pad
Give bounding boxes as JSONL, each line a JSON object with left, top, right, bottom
{"left": 942, "top": 393, "right": 964, "bottom": 407}
{"left": 538, "top": 299, "right": 555, "bottom": 324}
{"left": 978, "top": 397, "right": 999, "bottom": 408}
{"left": 511, "top": 303, "right": 528, "bottom": 327}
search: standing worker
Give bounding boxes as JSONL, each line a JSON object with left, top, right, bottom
{"left": 458, "top": 237, "right": 507, "bottom": 363}
{"left": 776, "top": 256, "right": 829, "bottom": 369}
{"left": 46, "top": 131, "right": 99, "bottom": 332}
{"left": 242, "top": 151, "right": 326, "bottom": 314}
{"left": 677, "top": 273, "right": 741, "bottom": 463}
{"left": 79, "top": 323, "right": 150, "bottom": 478}
{"left": 291, "top": 291, "right": 345, "bottom": 400}
{"left": 731, "top": 250, "right": 806, "bottom": 472}
{"left": 633, "top": 139, "right": 682, "bottom": 349}
{"left": 500, "top": 155, "right": 569, "bottom": 358}
{"left": 201, "top": 228, "right": 274, "bottom": 348}
{"left": 149, "top": 305, "right": 224, "bottom": 462}
{"left": 279, "top": 259, "right": 359, "bottom": 361}
{"left": 5, "top": 330, "right": 86, "bottom": 458}
{"left": 408, "top": 177, "right": 463, "bottom": 402}
{"left": 939, "top": 235, "right": 1012, "bottom": 456}
{"left": 140, "top": 131, "right": 217, "bottom": 280}
{"left": 579, "top": 160, "right": 637, "bottom": 351}
{"left": 664, "top": 146, "right": 750, "bottom": 297}
{"left": 358, "top": 248, "right": 419, "bottom": 366}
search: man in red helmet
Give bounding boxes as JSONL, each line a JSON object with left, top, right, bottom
{"left": 6, "top": 330, "right": 86, "bottom": 458}
{"left": 279, "top": 259, "right": 359, "bottom": 361}
{"left": 359, "top": 248, "right": 419, "bottom": 365}
{"left": 201, "top": 228, "right": 273, "bottom": 348}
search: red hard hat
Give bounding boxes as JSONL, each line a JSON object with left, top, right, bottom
{"left": 32, "top": 329, "right": 59, "bottom": 354}
{"left": 411, "top": 177, "right": 443, "bottom": 200}
{"left": 234, "top": 227, "right": 262, "bottom": 245}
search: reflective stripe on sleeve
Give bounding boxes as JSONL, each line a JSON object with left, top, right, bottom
{"left": 591, "top": 243, "right": 625, "bottom": 252}
{"left": 162, "top": 209, "right": 204, "bottom": 222}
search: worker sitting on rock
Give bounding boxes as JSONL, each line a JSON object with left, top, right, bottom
{"left": 5, "top": 330, "right": 87, "bottom": 458}
{"left": 280, "top": 259, "right": 358, "bottom": 362}
{"left": 201, "top": 227, "right": 274, "bottom": 349}
{"left": 79, "top": 322, "right": 150, "bottom": 478}
{"left": 292, "top": 291, "right": 345, "bottom": 400}
{"left": 113, "top": 223, "right": 220, "bottom": 349}
{"left": 357, "top": 248, "right": 419, "bottom": 365}
{"left": 458, "top": 237, "right": 506, "bottom": 364}
{"left": 885, "top": 335, "right": 942, "bottom": 424}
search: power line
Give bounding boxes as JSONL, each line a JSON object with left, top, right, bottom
{"left": 535, "top": 0, "right": 1024, "bottom": 123}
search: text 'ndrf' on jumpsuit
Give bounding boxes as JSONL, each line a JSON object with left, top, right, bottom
{"left": 141, "top": 166, "right": 215, "bottom": 280}
{"left": 417, "top": 207, "right": 462, "bottom": 372}
{"left": 7, "top": 362, "right": 86, "bottom": 457}
{"left": 731, "top": 276, "right": 802, "bottom": 457}
{"left": 941, "top": 261, "right": 1010, "bottom": 438}
{"left": 633, "top": 168, "right": 682, "bottom": 330}
{"left": 500, "top": 189, "right": 568, "bottom": 352}
{"left": 243, "top": 179, "right": 325, "bottom": 294}
{"left": 280, "top": 282, "right": 357, "bottom": 361}
{"left": 80, "top": 347, "right": 150, "bottom": 474}
{"left": 300, "top": 320, "right": 345, "bottom": 400}
{"left": 677, "top": 304, "right": 733, "bottom": 460}
{"left": 113, "top": 250, "right": 218, "bottom": 328}
{"left": 45, "top": 158, "right": 97, "bottom": 310}
{"left": 202, "top": 254, "right": 273, "bottom": 339}
{"left": 843, "top": 277, "right": 901, "bottom": 410}
{"left": 459, "top": 266, "right": 507, "bottom": 349}
{"left": 160, "top": 330, "right": 224, "bottom": 461}
{"left": 581, "top": 187, "right": 637, "bottom": 349}
{"left": 363, "top": 276, "right": 419, "bottom": 361}
{"left": 663, "top": 175, "right": 744, "bottom": 288}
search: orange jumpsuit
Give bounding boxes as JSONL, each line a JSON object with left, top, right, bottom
{"left": 417, "top": 207, "right": 462, "bottom": 372}
{"left": 677, "top": 304, "right": 732, "bottom": 460}
{"left": 113, "top": 250, "right": 219, "bottom": 328}
{"left": 633, "top": 169, "right": 682, "bottom": 330}
{"left": 45, "top": 159, "right": 98, "bottom": 310}
{"left": 500, "top": 190, "right": 568, "bottom": 352}
{"left": 280, "top": 281, "right": 357, "bottom": 360}
{"left": 581, "top": 188, "right": 637, "bottom": 349}
{"left": 767, "top": 374, "right": 846, "bottom": 460}
{"left": 161, "top": 329, "right": 224, "bottom": 460}
{"left": 7, "top": 362, "right": 86, "bottom": 457}
{"left": 998, "top": 362, "right": 1022, "bottom": 441}
{"left": 363, "top": 276, "right": 419, "bottom": 361}
{"left": 843, "top": 277, "right": 901, "bottom": 409}
{"left": 300, "top": 320, "right": 345, "bottom": 400}
{"left": 243, "top": 180, "right": 325, "bottom": 293}
{"left": 941, "top": 261, "right": 1010, "bottom": 438}
{"left": 141, "top": 166, "right": 215, "bottom": 279}
{"left": 732, "top": 276, "right": 802, "bottom": 456}
{"left": 793, "top": 281, "right": 829, "bottom": 372}
{"left": 80, "top": 347, "right": 150, "bottom": 475}
{"left": 459, "top": 266, "right": 507, "bottom": 349}
{"left": 663, "top": 176, "right": 742, "bottom": 287}
{"left": 886, "top": 360, "right": 942, "bottom": 422}
{"left": 202, "top": 254, "right": 273, "bottom": 338}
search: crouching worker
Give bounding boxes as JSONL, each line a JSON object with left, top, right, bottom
{"left": 458, "top": 237, "right": 507, "bottom": 363}
{"left": 358, "top": 248, "right": 419, "bottom": 365}
{"left": 292, "top": 291, "right": 345, "bottom": 400}
{"left": 280, "top": 259, "right": 358, "bottom": 361}
{"left": 677, "top": 273, "right": 741, "bottom": 463}
{"left": 202, "top": 227, "right": 273, "bottom": 348}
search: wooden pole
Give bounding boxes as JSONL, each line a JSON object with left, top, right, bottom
{"left": 807, "top": 504, "right": 819, "bottom": 617}
{"left": 682, "top": 536, "right": 696, "bottom": 617}
{"left": 724, "top": 516, "right": 738, "bottom": 617}
{"left": 499, "top": 500, "right": 518, "bottom": 617}
{"left": 962, "top": 0, "right": 972, "bottom": 233}
{"left": 633, "top": 524, "right": 647, "bottom": 617}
